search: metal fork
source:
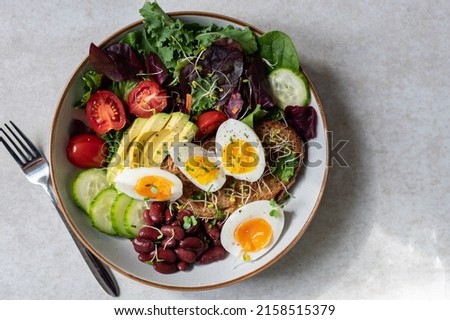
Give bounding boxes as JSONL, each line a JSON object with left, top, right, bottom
{"left": 0, "top": 121, "right": 120, "bottom": 297}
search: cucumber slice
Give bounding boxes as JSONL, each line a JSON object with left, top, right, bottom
{"left": 268, "top": 68, "right": 311, "bottom": 109}
{"left": 124, "top": 199, "right": 148, "bottom": 237}
{"left": 72, "top": 168, "right": 109, "bottom": 214}
{"left": 88, "top": 187, "right": 118, "bottom": 235}
{"left": 111, "top": 193, "right": 133, "bottom": 238}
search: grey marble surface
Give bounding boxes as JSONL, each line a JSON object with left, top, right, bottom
{"left": 1, "top": 0, "right": 449, "bottom": 299}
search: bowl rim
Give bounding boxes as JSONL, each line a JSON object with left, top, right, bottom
{"left": 50, "top": 11, "right": 329, "bottom": 291}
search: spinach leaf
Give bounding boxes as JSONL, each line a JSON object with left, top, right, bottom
{"left": 241, "top": 104, "right": 267, "bottom": 128}
{"left": 74, "top": 70, "right": 103, "bottom": 109}
{"left": 257, "top": 31, "right": 300, "bottom": 71}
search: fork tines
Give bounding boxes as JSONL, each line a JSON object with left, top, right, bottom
{"left": 0, "top": 121, "right": 39, "bottom": 166}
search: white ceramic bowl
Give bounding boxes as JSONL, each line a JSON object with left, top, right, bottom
{"left": 50, "top": 12, "right": 329, "bottom": 290}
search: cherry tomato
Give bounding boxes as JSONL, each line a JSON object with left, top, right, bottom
{"left": 66, "top": 133, "right": 108, "bottom": 168}
{"left": 86, "top": 90, "right": 126, "bottom": 134}
{"left": 195, "top": 110, "right": 228, "bottom": 141}
{"left": 127, "top": 80, "right": 168, "bottom": 118}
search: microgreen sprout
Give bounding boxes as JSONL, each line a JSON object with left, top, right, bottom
{"left": 183, "top": 215, "right": 198, "bottom": 230}
{"left": 269, "top": 198, "right": 280, "bottom": 217}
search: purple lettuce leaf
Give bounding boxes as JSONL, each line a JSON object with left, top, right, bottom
{"left": 145, "top": 52, "right": 168, "bottom": 85}
{"left": 89, "top": 43, "right": 144, "bottom": 82}
{"left": 224, "top": 88, "right": 244, "bottom": 118}
{"left": 179, "top": 63, "right": 196, "bottom": 96}
{"left": 285, "top": 105, "right": 318, "bottom": 141}
{"left": 197, "top": 39, "right": 244, "bottom": 105}
{"left": 245, "top": 56, "right": 276, "bottom": 109}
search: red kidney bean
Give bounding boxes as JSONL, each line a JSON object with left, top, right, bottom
{"left": 134, "top": 205, "right": 227, "bottom": 273}
{"left": 177, "top": 260, "right": 189, "bottom": 271}
{"left": 197, "top": 245, "right": 227, "bottom": 264}
{"left": 147, "top": 202, "right": 166, "bottom": 225}
{"left": 175, "top": 248, "right": 196, "bottom": 264}
{"left": 132, "top": 237, "right": 154, "bottom": 253}
{"left": 153, "top": 261, "right": 177, "bottom": 274}
{"left": 179, "top": 237, "right": 204, "bottom": 250}
{"left": 177, "top": 209, "right": 192, "bottom": 221}
{"left": 143, "top": 209, "right": 156, "bottom": 226}
{"left": 138, "top": 226, "right": 163, "bottom": 242}
{"left": 195, "top": 226, "right": 207, "bottom": 241}
{"left": 170, "top": 220, "right": 181, "bottom": 227}
{"left": 157, "top": 248, "right": 177, "bottom": 262}
{"left": 194, "top": 242, "right": 208, "bottom": 258}
{"left": 164, "top": 208, "right": 175, "bottom": 224}
{"left": 215, "top": 219, "right": 225, "bottom": 230}
{"left": 205, "top": 224, "right": 220, "bottom": 241}
{"left": 161, "top": 225, "right": 185, "bottom": 240}
{"left": 138, "top": 251, "right": 155, "bottom": 262}
{"left": 161, "top": 237, "right": 177, "bottom": 248}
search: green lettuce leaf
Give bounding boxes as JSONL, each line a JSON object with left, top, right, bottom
{"left": 111, "top": 80, "right": 138, "bottom": 103}
{"left": 195, "top": 25, "right": 258, "bottom": 54}
{"left": 74, "top": 70, "right": 102, "bottom": 109}
{"left": 273, "top": 151, "right": 299, "bottom": 183}
{"left": 139, "top": 1, "right": 195, "bottom": 73}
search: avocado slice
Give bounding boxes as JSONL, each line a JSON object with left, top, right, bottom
{"left": 106, "top": 113, "right": 172, "bottom": 184}
{"left": 178, "top": 121, "right": 198, "bottom": 144}
{"left": 106, "top": 118, "right": 147, "bottom": 184}
{"left": 125, "top": 113, "right": 171, "bottom": 168}
{"left": 141, "top": 112, "right": 195, "bottom": 167}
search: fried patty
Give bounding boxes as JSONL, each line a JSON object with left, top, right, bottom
{"left": 161, "top": 120, "right": 304, "bottom": 218}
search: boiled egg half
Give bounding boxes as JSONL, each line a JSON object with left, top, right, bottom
{"left": 220, "top": 200, "right": 284, "bottom": 262}
{"left": 114, "top": 167, "right": 183, "bottom": 202}
{"left": 215, "top": 119, "right": 266, "bottom": 182}
{"left": 169, "top": 142, "right": 226, "bottom": 192}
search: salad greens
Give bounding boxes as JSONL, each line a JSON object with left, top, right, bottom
{"left": 76, "top": 0, "right": 318, "bottom": 183}
{"left": 241, "top": 105, "right": 267, "bottom": 128}
{"left": 257, "top": 30, "right": 300, "bottom": 72}
{"left": 74, "top": 70, "right": 102, "bottom": 109}
{"left": 273, "top": 151, "right": 299, "bottom": 183}
{"left": 111, "top": 80, "right": 138, "bottom": 103}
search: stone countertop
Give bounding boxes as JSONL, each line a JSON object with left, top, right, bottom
{"left": 1, "top": 0, "right": 449, "bottom": 299}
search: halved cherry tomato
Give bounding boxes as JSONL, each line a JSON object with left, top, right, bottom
{"left": 195, "top": 110, "right": 228, "bottom": 141}
{"left": 127, "top": 80, "right": 168, "bottom": 118}
{"left": 66, "top": 133, "right": 108, "bottom": 168}
{"left": 86, "top": 90, "right": 126, "bottom": 134}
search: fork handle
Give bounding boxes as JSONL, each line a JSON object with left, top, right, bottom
{"left": 45, "top": 185, "right": 120, "bottom": 297}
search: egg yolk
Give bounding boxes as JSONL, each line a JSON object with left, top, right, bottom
{"left": 135, "top": 175, "right": 174, "bottom": 201}
{"left": 234, "top": 218, "right": 273, "bottom": 253}
{"left": 222, "top": 139, "right": 259, "bottom": 174}
{"left": 185, "top": 155, "right": 219, "bottom": 185}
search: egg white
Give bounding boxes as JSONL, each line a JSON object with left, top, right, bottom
{"left": 114, "top": 167, "right": 183, "bottom": 201}
{"left": 220, "top": 200, "right": 285, "bottom": 262}
{"left": 215, "top": 119, "right": 266, "bottom": 182}
{"left": 169, "top": 142, "right": 226, "bottom": 192}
